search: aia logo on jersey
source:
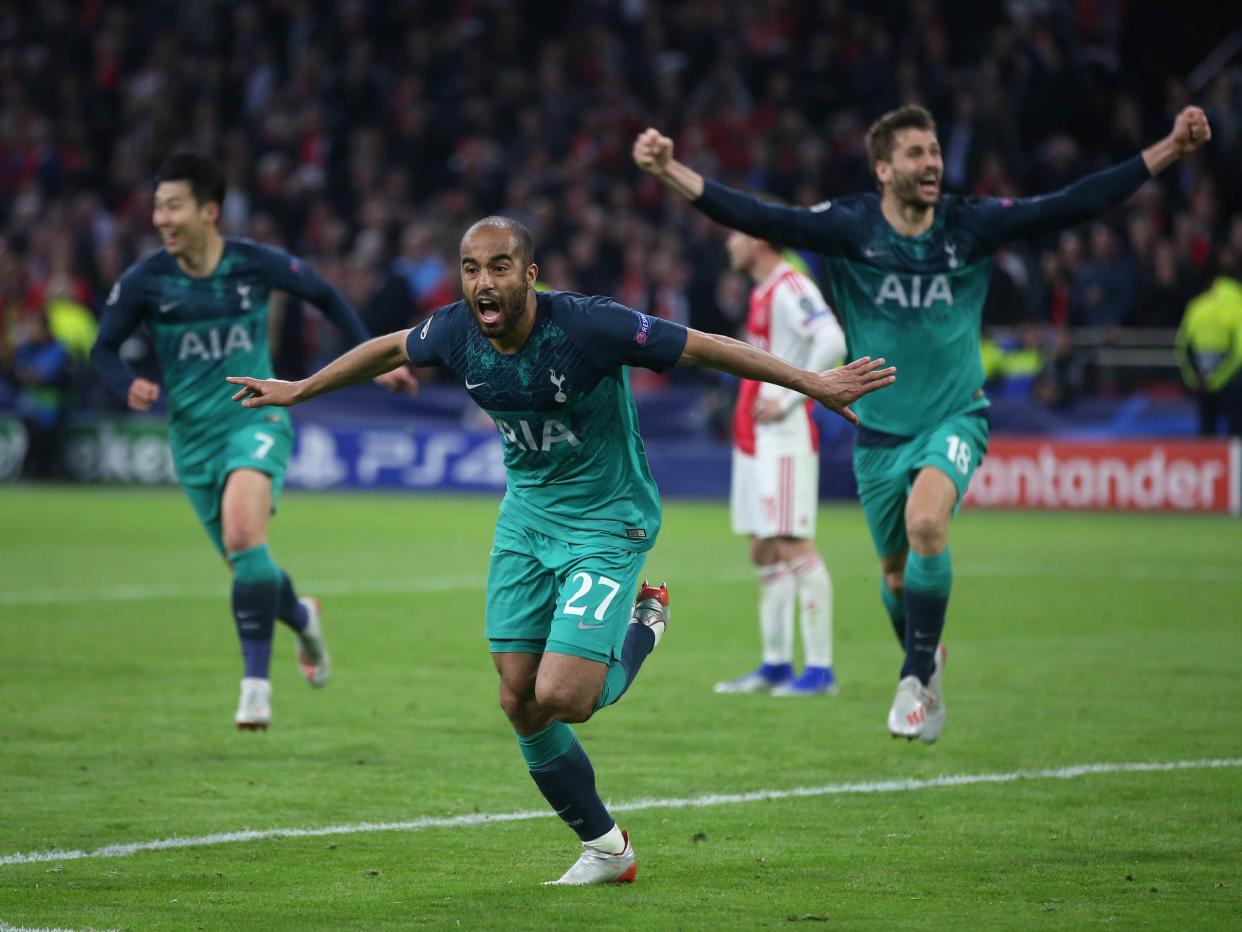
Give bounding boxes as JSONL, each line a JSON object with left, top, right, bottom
{"left": 634, "top": 313, "right": 651, "bottom": 345}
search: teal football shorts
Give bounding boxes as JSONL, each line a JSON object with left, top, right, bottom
{"left": 486, "top": 513, "right": 648, "bottom": 664}
{"left": 853, "top": 410, "right": 989, "bottom": 558}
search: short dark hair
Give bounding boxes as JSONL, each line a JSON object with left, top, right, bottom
{"left": 461, "top": 216, "right": 536, "bottom": 268}
{"left": 865, "top": 105, "right": 937, "bottom": 168}
{"left": 154, "top": 152, "right": 226, "bottom": 207}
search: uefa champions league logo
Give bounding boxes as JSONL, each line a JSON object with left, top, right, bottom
{"left": 549, "top": 369, "right": 567, "bottom": 403}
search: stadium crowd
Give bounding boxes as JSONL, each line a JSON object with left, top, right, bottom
{"left": 2, "top": 0, "right": 1241, "bottom": 423}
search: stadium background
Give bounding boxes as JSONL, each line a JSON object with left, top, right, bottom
{"left": 2, "top": 0, "right": 1241, "bottom": 504}
{"left": 3, "top": 4, "right": 1242, "bottom": 929}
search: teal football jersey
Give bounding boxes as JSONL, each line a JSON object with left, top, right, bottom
{"left": 93, "top": 239, "right": 370, "bottom": 483}
{"left": 694, "top": 156, "right": 1152, "bottom": 436}
{"left": 407, "top": 292, "right": 688, "bottom": 551}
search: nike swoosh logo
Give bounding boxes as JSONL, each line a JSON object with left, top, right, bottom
{"left": 465, "top": 380, "right": 487, "bottom": 389}
{"left": 159, "top": 301, "right": 180, "bottom": 312}
{"left": 862, "top": 248, "right": 885, "bottom": 258}
{"left": 237, "top": 610, "right": 259, "bottom": 620}
{"left": 577, "top": 621, "right": 606, "bottom": 630}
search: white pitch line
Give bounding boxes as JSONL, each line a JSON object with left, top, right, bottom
{"left": 0, "top": 923, "right": 113, "bottom": 932}
{"left": 2, "top": 562, "right": 1239, "bottom": 608}
{"left": 3, "top": 757, "right": 1238, "bottom": 868}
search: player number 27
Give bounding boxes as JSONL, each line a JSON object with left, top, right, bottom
{"left": 563, "top": 572, "right": 621, "bottom": 622}
{"left": 945, "top": 434, "right": 971, "bottom": 475}
{"left": 252, "top": 432, "right": 275, "bottom": 459}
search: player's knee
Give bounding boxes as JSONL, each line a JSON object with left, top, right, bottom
{"left": 222, "top": 523, "right": 264, "bottom": 554}
{"left": 750, "top": 537, "right": 779, "bottom": 566}
{"left": 534, "top": 681, "right": 593, "bottom": 724}
{"left": 497, "top": 678, "right": 540, "bottom": 724}
{"left": 906, "top": 512, "right": 947, "bottom": 552}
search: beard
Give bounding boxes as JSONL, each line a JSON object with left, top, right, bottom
{"left": 890, "top": 169, "right": 940, "bottom": 208}
{"left": 468, "top": 282, "right": 529, "bottom": 339}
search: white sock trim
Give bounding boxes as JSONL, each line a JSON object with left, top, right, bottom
{"left": 584, "top": 823, "right": 626, "bottom": 854}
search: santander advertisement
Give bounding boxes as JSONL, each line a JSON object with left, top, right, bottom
{"left": 964, "top": 438, "right": 1241, "bottom": 515}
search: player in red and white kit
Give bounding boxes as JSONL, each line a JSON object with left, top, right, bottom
{"left": 715, "top": 230, "right": 847, "bottom": 696}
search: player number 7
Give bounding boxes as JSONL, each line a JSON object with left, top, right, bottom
{"left": 563, "top": 572, "right": 622, "bottom": 622}
{"left": 253, "top": 432, "right": 275, "bottom": 459}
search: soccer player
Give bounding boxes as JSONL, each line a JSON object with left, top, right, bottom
{"left": 634, "top": 104, "right": 1212, "bottom": 742}
{"left": 714, "top": 230, "right": 846, "bottom": 697}
{"left": 226, "top": 216, "right": 894, "bottom": 884}
{"left": 90, "top": 153, "right": 417, "bottom": 730}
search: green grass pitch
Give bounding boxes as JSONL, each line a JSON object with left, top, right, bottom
{"left": 1, "top": 486, "right": 1240, "bottom": 930}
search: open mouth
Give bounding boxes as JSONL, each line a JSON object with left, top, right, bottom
{"left": 476, "top": 297, "right": 502, "bottom": 325}
{"left": 918, "top": 176, "right": 940, "bottom": 197}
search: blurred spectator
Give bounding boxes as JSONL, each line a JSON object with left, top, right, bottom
{"left": 13, "top": 312, "right": 71, "bottom": 478}
{"left": 1175, "top": 247, "right": 1242, "bottom": 437}
{"left": 1069, "top": 224, "right": 1137, "bottom": 328}
{"left": 0, "top": 1, "right": 1239, "bottom": 418}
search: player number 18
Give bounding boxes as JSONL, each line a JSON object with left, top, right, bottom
{"left": 945, "top": 434, "right": 971, "bottom": 475}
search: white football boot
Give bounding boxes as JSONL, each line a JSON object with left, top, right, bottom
{"left": 294, "top": 596, "right": 331, "bottom": 688}
{"left": 887, "top": 675, "right": 932, "bottom": 740}
{"left": 920, "top": 643, "right": 948, "bottom": 744}
{"left": 235, "top": 677, "right": 272, "bottom": 731}
{"left": 543, "top": 830, "right": 637, "bottom": 885}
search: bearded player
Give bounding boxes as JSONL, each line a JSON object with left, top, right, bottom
{"left": 635, "top": 105, "right": 1212, "bottom": 742}
{"left": 226, "top": 216, "right": 893, "bottom": 883}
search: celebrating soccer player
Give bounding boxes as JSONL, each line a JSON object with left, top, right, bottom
{"left": 634, "top": 104, "right": 1212, "bottom": 743}
{"left": 226, "top": 216, "right": 894, "bottom": 884}
{"left": 714, "top": 230, "right": 846, "bottom": 698}
{"left": 91, "top": 153, "right": 417, "bottom": 731}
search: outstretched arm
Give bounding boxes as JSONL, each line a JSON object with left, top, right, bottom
{"left": 633, "top": 128, "right": 851, "bottom": 253}
{"left": 969, "top": 107, "right": 1212, "bottom": 248}
{"left": 228, "top": 329, "right": 412, "bottom": 408}
{"left": 677, "top": 329, "right": 894, "bottom": 426}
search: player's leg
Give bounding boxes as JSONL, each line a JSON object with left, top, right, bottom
{"left": 880, "top": 550, "right": 908, "bottom": 646}
{"left": 593, "top": 579, "right": 669, "bottom": 712}
{"left": 495, "top": 651, "right": 636, "bottom": 884}
{"left": 534, "top": 543, "right": 658, "bottom": 716}
{"left": 900, "top": 468, "right": 956, "bottom": 684}
{"left": 772, "top": 448, "right": 834, "bottom": 696}
{"left": 223, "top": 420, "right": 325, "bottom": 692}
{"left": 772, "top": 535, "right": 837, "bottom": 696}
{"left": 486, "top": 524, "right": 626, "bottom": 867}
{"left": 890, "top": 413, "right": 988, "bottom": 742}
{"left": 717, "top": 450, "right": 794, "bottom": 692}
{"left": 854, "top": 442, "right": 913, "bottom": 648}
{"left": 219, "top": 468, "right": 282, "bottom": 728}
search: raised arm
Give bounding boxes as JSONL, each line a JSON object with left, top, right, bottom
{"left": 968, "top": 107, "right": 1212, "bottom": 249}
{"left": 228, "top": 329, "right": 411, "bottom": 408}
{"left": 633, "top": 128, "right": 851, "bottom": 253}
{"left": 677, "top": 329, "right": 893, "bottom": 426}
